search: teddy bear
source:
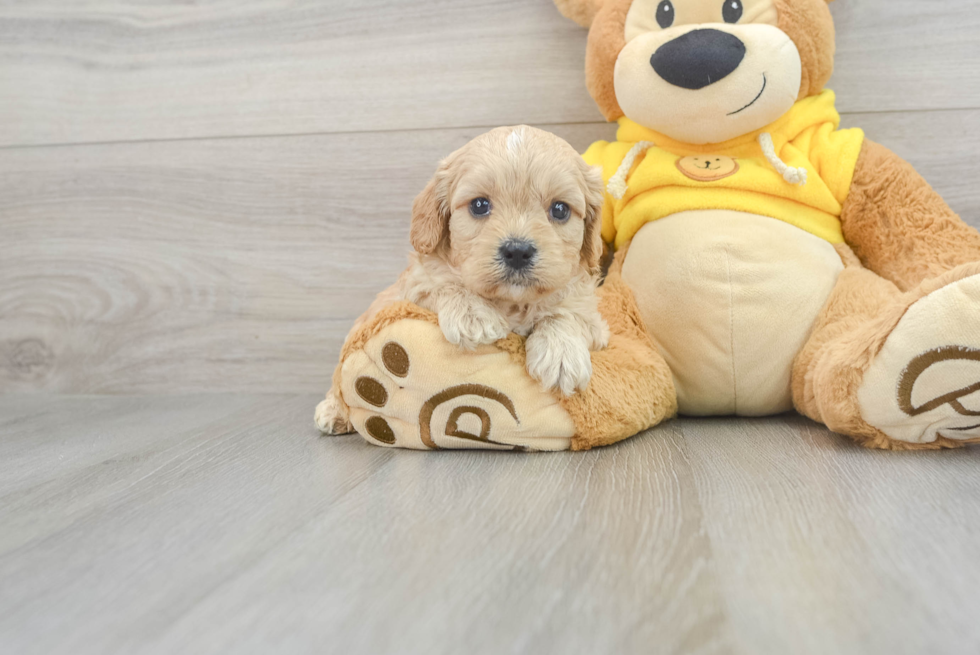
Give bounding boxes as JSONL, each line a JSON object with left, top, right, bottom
{"left": 319, "top": 0, "right": 980, "bottom": 451}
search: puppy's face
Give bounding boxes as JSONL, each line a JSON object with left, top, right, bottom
{"left": 411, "top": 126, "right": 605, "bottom": 302}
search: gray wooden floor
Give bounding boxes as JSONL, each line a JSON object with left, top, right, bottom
{"left": 3, "top": 395, "right": 980, "bottom": 655}
{"left": 3, "top": 0, "right": 980, "bottom": 653}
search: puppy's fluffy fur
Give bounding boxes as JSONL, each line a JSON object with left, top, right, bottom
{"left": 318, "top": 126, "right": 609, "bottom": 435}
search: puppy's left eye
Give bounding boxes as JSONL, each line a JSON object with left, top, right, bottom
{"left": 722, "top": 0, "right": 743, "bottom": 23}
{"left": 549, "top": 201, "right": 571, "bottom": 222}
{"left": 469, "top": 198, "right": 492, "bottom": 218}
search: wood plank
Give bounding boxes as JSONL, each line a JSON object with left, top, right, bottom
{"left": 0, "top": 0, "right": 977, "bottom": 148}
{"left": 3, "top": 111, "right": 979, "bottom": 394}
{"left": 153, "top": 422, "right": 732, "bottom": 655}
{"left": 0, "top": 0, "right": 596, "bottom": 147}
{"left": 0, "top": 122, "right": 615, "bottom": 394}
{"left": 3, "top": 397, "right": 980, "bottom": 653}
{"left": 0, "top": 395, "right": 397, "bottom": 655}
{"left": 0, "top": 396, "right": 731, "bottom": 655}
{"left": 830, "top": 0, "right": 980, "bottom": 113}
{"left": 680, "top": 415, "right": 980, "bottom": 655}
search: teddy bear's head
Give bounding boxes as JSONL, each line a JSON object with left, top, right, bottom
{"left": 556, "top": 0, "right": 835, "bottom": 144}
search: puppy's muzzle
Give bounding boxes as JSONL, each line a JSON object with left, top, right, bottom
{"left": 498, "top": 238, "right": 538, "bottom": 273}
{"left": 651, "top": 29, "right": 746, "bottom": 90}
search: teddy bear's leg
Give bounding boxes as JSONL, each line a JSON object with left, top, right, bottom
{"left": 793, "top": 246, "right": 980, "bottom": 449}
{"left": 320, "top": 249, "right": 677, "bottom": 451}
{"left": 562, "top": 247, "right": 679, "bottom": 450}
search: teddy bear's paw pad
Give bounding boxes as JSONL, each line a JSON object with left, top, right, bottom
{"left": 339, "top": 319, "right": 576, "bottom": 451}
{"left": 859, "top": 274, "right": 980, "bottom": 444}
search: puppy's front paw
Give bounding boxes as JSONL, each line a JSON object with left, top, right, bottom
{"left": 588, "top": 316, "right": 611, "bottom": 351}
{"left": 439, "top": 300, "right": 510, "bottom": 350}
{"left": 315, "top": 393, "right": 353, "bottom": 435}
{"left": 526, "top": 323, "right": 593, "bottom": 397}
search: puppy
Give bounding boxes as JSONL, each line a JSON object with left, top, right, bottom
{"left": 318, "top": 126, "right": 609, "bottom": 436}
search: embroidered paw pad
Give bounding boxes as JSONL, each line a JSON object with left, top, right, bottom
{"left": 339, "top": 319, "right": 577, "bottom": 451}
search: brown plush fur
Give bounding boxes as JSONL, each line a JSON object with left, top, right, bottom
{"left": 332, "top": 0, "right": 980, "bottom": 451}
{"left": 337, "top": 267, "right": 678, "bottom": 450}
{"left": 562, "top": 246, "right": 678, "bottom": 450}
{"left": 568, "top": 0, "right": 980, "bottom": 450}
{"left": 791, "top": 245, "right": 903, "bottom": 446}
{"left": 554, "top": 0, "right": 604, "bottom": 28}
{"left": 793, "top": 247, "right": 980, "bottom": 450}
{"left": 773, "top": 0, "right": 836, "bottom": 101}
{"left": 841, "top": 140, "right": 980, "bottom": 292}
{"left": 584, "top": 0, "right": 633, "bottom": 121}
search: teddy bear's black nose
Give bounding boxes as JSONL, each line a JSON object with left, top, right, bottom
{"left": 651, "top": 29, "right": 746, "bottom": 90}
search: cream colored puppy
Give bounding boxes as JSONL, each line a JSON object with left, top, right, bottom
{"left": 317, "top": 126, "right": 609, "bottom": 436}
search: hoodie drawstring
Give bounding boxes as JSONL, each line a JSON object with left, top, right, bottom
{"left": 606, "top": 133, "right": 809, "bottom": 200}
{"left": 758, "top": 132, "right": 808, "bottom": 186}
{"left": 607, "top": 141, "right": 655, "bottom": 200}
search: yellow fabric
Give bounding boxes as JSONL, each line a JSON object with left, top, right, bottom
{"left": 584, "top": 90, "right": 865, "bottom": 248}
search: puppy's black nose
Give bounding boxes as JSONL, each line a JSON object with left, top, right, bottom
{"left": 499, "top": 239, "right": 537, "bottom": 271}
{"left": 651, "top": 29, "right": 746, "bottom": 90}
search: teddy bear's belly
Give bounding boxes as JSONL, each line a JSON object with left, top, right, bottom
{"left": 621, "top": 210, "right": 845, "bottom": 416}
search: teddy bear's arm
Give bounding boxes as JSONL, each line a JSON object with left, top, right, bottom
{"left": 840, "top": 139, "right": 980, "bottom": 292}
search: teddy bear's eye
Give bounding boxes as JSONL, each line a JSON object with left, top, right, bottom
{"left": 656, "top": 0, "right": 674, "bottom": 29}
{"left": 723, "top": 0, "right": 743, "bottom": 23}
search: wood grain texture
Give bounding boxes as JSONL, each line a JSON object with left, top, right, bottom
{"left": 3, "top": 2, "right": 980, "bottom": 654}
{"left": 830, "top": 1, "right": 980, "bottom": 113}
{"left": 0, "top": 0, "right": 595, "bottom": 147}
{"left": 3, "top": 112, "right": 980, "bottom": 394}
{"left": 682, "top": 416, "right": 980, "bottom": 655}
{"left": 0, "top": 0, "right": 977, "bottom": 148}
{"left": 2, "top": 396, "right": 979, "bottom": 654}
{"left": 0, "top": 122, "right": 616, "bottom": 394}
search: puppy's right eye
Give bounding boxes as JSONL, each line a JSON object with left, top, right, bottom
{"left": 469, "top": 198, "right": 492, "bottom": 218}
{"left": 656, "top": 0, "right": 674, "bottom": 29}
{"left": 549, "top": 201, "right": 571, "bottom": 222}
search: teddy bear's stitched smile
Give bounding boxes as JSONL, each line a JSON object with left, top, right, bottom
{"left": 728, "top": 73, "right": 768, "bottom": 116}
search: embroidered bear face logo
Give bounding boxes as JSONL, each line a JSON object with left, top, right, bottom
{"left": 676, "top": 155, "right": 739, "bottom": 181}
{"left": 555, "top": 0, "right": 835, "bottom": 144}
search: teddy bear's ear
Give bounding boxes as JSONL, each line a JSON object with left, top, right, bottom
{"left": 554, "top": 0, "right": 605, "bottom": 28}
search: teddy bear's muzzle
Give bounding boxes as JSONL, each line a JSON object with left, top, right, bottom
{"left": 650, "top": 28, "right": 746, "bottom": 91}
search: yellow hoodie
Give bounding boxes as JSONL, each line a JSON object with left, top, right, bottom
{"left": 583, "top": 90, "right": 865, "bottom": 248}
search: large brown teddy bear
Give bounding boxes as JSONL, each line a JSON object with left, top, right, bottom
{"left": 319, "top": 0, "right": 980, "bottom": 451}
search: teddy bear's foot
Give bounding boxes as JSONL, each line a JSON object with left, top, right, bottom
{"left": 337, "top": 318, "right": 577, "bottom": 451}
{"left": 858, "top": 271, "right": 980, "bottom": 445}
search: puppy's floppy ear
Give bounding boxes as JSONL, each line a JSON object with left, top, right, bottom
{"left": 580, "top": 163, "right": 606, "bottom": 276}
{"left": 410, "top": 157, "right": 455, "bottom": 255}
{"left": 554, "top": 0, "right": 605, "bottom": 28}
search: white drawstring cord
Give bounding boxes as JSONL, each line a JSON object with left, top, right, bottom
{"left": 608, "top": 134, "right": 806, "bottom": 199}
{"left": 607, "top": 141, "right": 655, "bottom": 200}
{"left": 758, "top": 132, "right": 807, "bottom": 186}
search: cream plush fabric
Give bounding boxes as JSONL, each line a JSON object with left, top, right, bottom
{"left": 622, "top": 210, "right": 843, "bottom": 415}
{"left": 341, "top": 318, "right": 576, "bottom": 451}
